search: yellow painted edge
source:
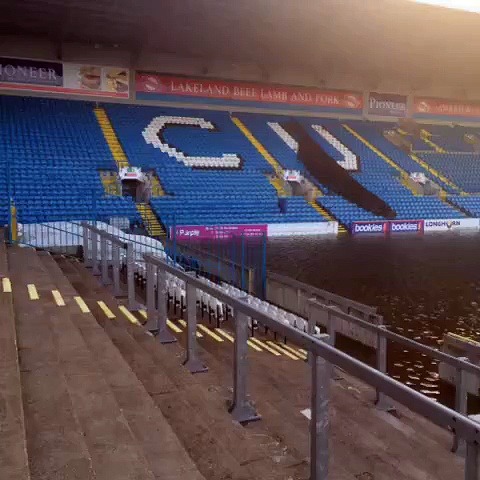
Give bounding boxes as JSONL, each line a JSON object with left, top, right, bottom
{"left": 247, "top": 339, "right": 263, "bottom": 352}
{"left": 299, "top": 348, "right": 308, "bottom": 355}
{"left": 27, "top": 284, "right": 39, "bottom": 300}
{"left": 119, "top": 305, "right": 141, "bottom": 326}
{"left": 52, "top": 290, "right": 66, "bottom": 307}
{"left": 198, "top": 324, "right": 224, "bottom": 342}
{"left": 266, "top": 341, "right": 299, "bottom": 360}
{"left": 74, "top": 296, "right": 90, "bottom": 313}
{"left": 139, "top": 309, "right": 147, "bottom": 319}
{"left": 277, "top": 342, "right": 308, "bottom": 360}
{"left": 2, "top": 277, "right": 12, "bottom": 293}
{"left": 215, "top": 328, "right": 234, "bottom": 343}
{"left": 249, "top": 337, "right": 281, "bottom": 356}
{"left": 178, "top": 318, "right": 203, "bottom": 337}
{"left": 167, "top": 319, "right": 183, "bottom": 333}
{"left": 97, "top": 301, "right": 116, "bottom": 319}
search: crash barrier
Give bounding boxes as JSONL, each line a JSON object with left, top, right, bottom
{"left": 142, "top": 253, "right": 480, "bottom": 480}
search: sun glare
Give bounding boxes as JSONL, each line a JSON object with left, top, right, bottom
{"left": 413, "top": 0, "right": 480, "bottom": 13}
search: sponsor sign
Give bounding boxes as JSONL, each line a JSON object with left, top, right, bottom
{"left": 119, "top": 166, "right": 143, "bottom": 181}
{"left": 136, "top": 72, "right": 363, "bottom": 111}
{"left": 423, "top": 218, "right": 480, "bottom": 232}
{"left": 0, "top": 57, "right": 129, "bottom": 98}
{"left": 414, "top": 97, "right": 480, "bottom": 119}
{"left": 267, "top": 222, "right": 338, "bottom": 237}
{"left": 368, "top": 92, "right": 408, "bottom": 117}
{"left": 389, "top": 220, "right": 424, "bottom": 233}
{"left": 352, "top": 221, "right": 388, "bottom": 235}
{"left": 172, "top": 224, "right": 267, "bottom": 241}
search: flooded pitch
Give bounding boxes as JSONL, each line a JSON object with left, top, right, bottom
{"left": 268, "top": 232, "right": 480, "bottom": 409}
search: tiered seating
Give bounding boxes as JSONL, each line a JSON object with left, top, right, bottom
{"left": 423, "top": 124, "right": 475, "bottom": 153}
{"left": 317, "top": 196, "right": 384, "bottom": 226}
{"left": 106, "top": 104, "right": 329, "bottom": 227}
{"left": 448, "top": 195, "right": 480, "bottom": 216}
{"left": 417, "top": 153, "right": 480, "bottom": 193}
{"left": 0, "top": 96, "right": 139, "bottom": 224}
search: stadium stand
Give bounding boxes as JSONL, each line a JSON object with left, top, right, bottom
{"left": 421, "top": 124, "right": 476, "bottom": 153}
{"left": 105, "top": 104, "right": 330, "bottom": 228}
{"left": 0, "top": 96, "right": 140, "bottom": 224}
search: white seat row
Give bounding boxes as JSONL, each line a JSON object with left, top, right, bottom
{"left": 312, "top": 125, "right": 358, "bottom": 171}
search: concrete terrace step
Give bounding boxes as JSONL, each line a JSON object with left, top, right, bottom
{"left": 9, "top": 246, "right": 156, "bottom": 480}
{"left": 59, "top": 257, "right": 296, "bottom": 480}
{"left": 40, "top": 252, "right": 205, "bottom": 480}
{"left": 0, "top": 235, "right": 30, "bottom": 480}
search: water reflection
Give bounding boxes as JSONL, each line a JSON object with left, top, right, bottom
{"left": 268, "top": 231, "right": 480, "bottom": 408}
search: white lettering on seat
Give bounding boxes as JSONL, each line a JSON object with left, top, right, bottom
{"left": 143, "top": 116, "right": 241, "bottom": 168}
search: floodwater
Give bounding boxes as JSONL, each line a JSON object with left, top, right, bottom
{"left": 267, "top": 232, "right": 480, "bottom": 410}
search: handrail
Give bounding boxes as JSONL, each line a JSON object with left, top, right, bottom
{"left": 143, "top": 254, "right": 480, "bottom": 479}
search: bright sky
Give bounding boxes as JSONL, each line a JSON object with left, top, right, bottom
{"left": 414, "top": 0, "right": 480, "bottom": 13}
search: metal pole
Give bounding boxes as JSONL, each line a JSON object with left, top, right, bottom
{"left": 112, "top": 243, "right": 121, "bottom": 297}
{"left": 100, "top": 236, "right": 110, "bottom": 285}
{"left": 83, "top": 224, "right": 91, "bottom": 267}
{"left": 453, "top": 358, "right": 469, "bottom": 454}
{"left": 183, "top": 282, "right": 207, "bottom": 373}
{"left": 91, "top": 231, "right": 100, "bottom": 276}
{"left": 465, "top": 442, "right": 479, "bottom": 480}
{"left": 144, "top": 262, "right": 158, "bottom": 332}
{"left": 126, "top": 243, "right": 137, "bottom": 311}
{"left": 310, "top": 333, "right": 330, "bottom": 480}
{"left": 229, "top": 311, "right": 260, "bottom": 424}
{"left": 375, "top": 323, "right": 395, "bottom": 412}
{"left": 156, "top": 267, "right": 176, "bottom": 344}
{"left": 241, "top": 234, "right": 245, "bottom": 290}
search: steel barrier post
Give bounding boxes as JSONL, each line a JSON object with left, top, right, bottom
{"left": 100, "top": 236, "right": 110, "bottom": 285}
{"left": 375, "top": 323, "right": 395, "bottom": 412}
{"left": 310, "top": 333, "right": 330, "bottom": 480}
{"left": 453, "top": 358, "right": 469, "bottom": 454}
{"left": 229, "top": 311, "right": 260, "bottom": 424}
{"left": 126, "top": 243, "right": 137, "bottom": 311}
{"left": 157, "top": 268, "right": 176, "bottom": 344}
{"left": 91, "top": 231, "right": 100, "bottom": 276}
{"left": 465, "top": 441, "right": 479, "bottom": 480}
{"left": 144, "top": 262, "right": 158, "bottom": 331}
{"left": 112, "top": 243, "right": 121, "bottom": 297}
{"left": 83, "top": 224, "right": 91, "bottom": 267}
{"left": 183, "top": 282, "right": 207, "bottom": 373}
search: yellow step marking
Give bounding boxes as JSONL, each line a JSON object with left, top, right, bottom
{"left": 249, "top": 337, "right": 281, "bottom": 356}
{"left": 119, "top": 305, "right": 141, "bottom": 326}
{"left": 178, "top": 319, "right": 203, "bottom": 337}
{"left": 215, "top": 328, "right": 234, "bottom": 342}
{"left": 266, "top": 341, "right": 300, "bottom": 360}
{"left": 27, "top": 284, "right": 39, "bottom": 300}
{"left": 2, "top": 277, "right": 12, "bottom": 293}
{"left": 167, "top": 320, "right": 183, "bottom": 333}
{"left": 52, "top": 290, "right": 66, "bottom": 307}
{"left": 97, "top": 301, "right": 115, "bottom": 319}
{"left": 299, "top": 348, "right": 308, "bottom": 355}
{"left": 197, "top": 324, "right": 224, "bottom": 342}
{"left": 277, "top": 342, "right": 308, "bottom": 360}
{"left": 139, "top": 309, "right": 147, "bottom": 318}
{"left": 74, "top": 296, "right": 90, "bottom": 313}
{"left": 247, "top": 339, "right": 263, "bottom": 352}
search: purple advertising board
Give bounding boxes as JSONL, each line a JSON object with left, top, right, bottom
{"left": 352, "top": 220, "right": 424, "bottom": 235}
{"left": 368, "top": 92, "right": 408, "bottom": 117}
{"left": 171, "top": 224, "right": 268, "bottom": 240}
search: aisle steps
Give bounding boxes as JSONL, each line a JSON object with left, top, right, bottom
{"left": 0, "top": 234, "right": 30, "bottom": 480}
{"left": 137, "top": 202, "right": 165, "bottom": 236}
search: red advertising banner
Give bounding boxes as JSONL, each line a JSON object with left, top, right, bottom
{"left": 136, "top": 72, "right": 363, "bottom": 110}
{"left": 414, "top": 97, "right": 480, "bottom": 118}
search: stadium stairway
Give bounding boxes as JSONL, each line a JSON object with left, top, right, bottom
{"left": 55, "top": 255, "right": 304, "bottom": 480}
{"left": 137, "top": 202, "right": 166, "bottom": 237}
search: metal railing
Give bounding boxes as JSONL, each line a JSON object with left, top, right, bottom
{"left": 82, "top": 222, "right": 137, "bottom": 310}
{"left": 143, "top": 253, "right": 480, "bottom": 480}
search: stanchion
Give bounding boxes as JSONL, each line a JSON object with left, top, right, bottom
{"left": 91, "top": 231, "right": 100, "bottom": 276}
{"left": 183, "top": 282, "right": 207, "bottom": 373}
{"left": 126, "top": 243, "right": 137, "bottom": 311}
{"left": 465, "top": 441, "right": 479, "bottom": 480}
{"left": 453, "top": 357, "right": 469, "bottom": 454}
{"left": 144, "top": 262, "right": 158, "bottom": 332}
{"left": 156, "top": 268, "right": 176, "bottom": 344}
{"left": 310, "top": 333, "right": 330, "bottom": 480}
{"left": 112, "top": 243, "right": 122, "bottom": 297}
{"left": 100, "top": 236, "right": 111, "bottom": 285}
{"left": 229, "top": 311, "right": 260, "bottom": 424}
{"left": 83, "top": 224, "right": 91, "bottom": 267}
{"left": 375, "top": 322, "right": 395, "bottom": 412}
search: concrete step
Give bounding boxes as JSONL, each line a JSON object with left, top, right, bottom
{"left": 10, "top": 247, "right": 156, "bottom": 480}
{"left": 0, "top": 236, "right": 30, "bottom": 480}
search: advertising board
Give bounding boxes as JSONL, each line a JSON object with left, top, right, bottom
{"left": 368, "top": 92, "right": 408, "bottom": 117}
{"left": 423, "top": 218, "right": 480, "bottom": 232}
{"left": 267, "top": 222, "right": 338, "bottom": 237}
{"left": 171, "top": 225, "right": 267, "bottom": 241}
